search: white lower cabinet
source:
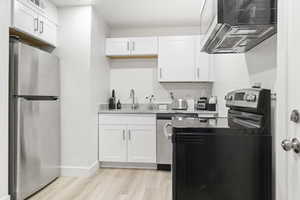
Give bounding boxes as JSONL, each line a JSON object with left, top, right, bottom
{"left": 99, "top": 125, "right": 127, "bottom": 162}
{"left": 127, "top": 125, "right": 156, "bottom": 163}
{"left": 99, "top": 114, "right": 156, "bottom": 164}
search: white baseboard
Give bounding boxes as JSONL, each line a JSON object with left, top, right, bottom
{"left": 60, "top": 161, "right": 99, "bottom": 177}
{"left": 100, "top": 162, "right": 157, "bottom": 170}
{"left": 0, "top": 195, "right": 10, "bottom": 200}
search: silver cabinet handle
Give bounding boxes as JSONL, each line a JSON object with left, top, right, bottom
{"left": 39, "top": 21, "right": 44, "bottom": 34}
{"left": 132, "top": 41, "right": 135, "bottom": 51}
{"left": 127, "top": 41, "right": 130, "bottom": 51}
{"left": 34, "top": 18, "right": 38, "bottom": 32}
{"left": 123, "top": 130, "right": 126, "bottom": 141}
{"left": 197, "top": 68, "right": 200, "bottom": 80}
{"left": 128, "top": 129, "right": 131, "bottom": 140}
{"left": 159, "top": 68, "right": 162, "bottom": 79}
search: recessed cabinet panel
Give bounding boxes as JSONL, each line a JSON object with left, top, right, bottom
{"left": 195, "top": 36, "right": 214, "bottom": 82}
{"left": 158, "top": 36, "right": 196, "bottom": 82}
{"left": 130, "top": 37, "right": 158, "bottom": 56}
{"left": 106, "top": 38, "right": 131, "bottom": 56}
{"left": 127, "top": 125, "right": 156, "bottom": 163}
{"left": 99, "top": 125, "right": 127, "bottom": 162}
{"left": 38, "top": 16, "right": 57, "bottom": 46}
{"left": 14, "top": 1, "right": 39, "bottom": 37}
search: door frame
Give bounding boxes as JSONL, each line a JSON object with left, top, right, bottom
{"left": 276, "top": 0, "right": 290, "bottom": 199}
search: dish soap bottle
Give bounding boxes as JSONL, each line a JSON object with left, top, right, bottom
{"left": 117, "top": 100, "right": 122, "bottom": 109}
{"left": 108, "top": 90, "right": 116, "bottom": 110}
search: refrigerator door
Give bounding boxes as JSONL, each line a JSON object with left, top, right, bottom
{"left": 15, "top": 97, "right": 60, "bottom": 200}
{"left": 13, "top": 42, "right": 60, "bottom": 96}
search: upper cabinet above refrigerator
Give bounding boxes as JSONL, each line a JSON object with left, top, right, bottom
{"left": 10, "top": 0, "right": 59, "bottom": 48}
{"left": 200, "top": 0, "right": 277, "bottom": 54}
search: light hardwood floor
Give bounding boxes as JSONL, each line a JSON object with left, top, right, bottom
{"left": 28, "top": 168, "right": 172, "bottom": 200}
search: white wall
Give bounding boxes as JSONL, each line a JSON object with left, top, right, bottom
{"left": 90, "top": 8, "right": 110, "bottom": 166}
{"left": 57, "top": 6, "right": 109, "bottom": 176}
{"left": 213, "top": 35, "right": 277, "bottom": 117}
{"left": 109, "top": 27, "right": 211, "bottom": 104}
{"left": 0, "top": 0, "right": 10, "bottom": 198}
{"left": 110, "top": 26, "right": 201, "bottom": 37}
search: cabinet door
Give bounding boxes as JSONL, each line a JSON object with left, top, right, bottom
{"left": 195, "top": 36, "right": 214, "bottom": 82}
{"left": 38, "top": 16, "right": 57, "bottom": 46}
{"left": 13, "top": 0, "right": 39, "bottom": 37}
{"left": 158, "top": 36, "right": 196, "bottom": 82}
{"left": 106, "top": 38, "right": 131, "bottom": 56}
{"left": 127, "top": 125, "right": 156, "bottom": 163}
{"left": 130, "top": 37, "right": 158, "bottom": 56}
{"left": 99, "top": 125, "right": 127, "bottom": 162}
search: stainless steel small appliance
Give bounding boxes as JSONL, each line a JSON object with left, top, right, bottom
{"left": 196, "top": 97, "right": 208, "bottom": 110}
{"left": 170, "top": 92, "right": 188, "bottom": 110}
{"left": 200, "top": 0, "right": 277, "bottom": 54}
{"left": 171, "top": 99, "right": 188, "bottom": 110}
{"left": 9, "top": 37, "right": 61, "bottom": 200}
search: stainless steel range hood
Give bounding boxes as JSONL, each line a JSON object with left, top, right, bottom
{"left": 200, "top": 0, "right": 277, "bottom": 54}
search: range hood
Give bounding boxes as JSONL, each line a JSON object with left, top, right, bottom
{"left": 200, "top": 0, "right": 277, "bottom": 54}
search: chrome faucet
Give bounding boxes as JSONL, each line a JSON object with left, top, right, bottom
{"left": 130, "top": 89, "right": 136, "bottom": 109}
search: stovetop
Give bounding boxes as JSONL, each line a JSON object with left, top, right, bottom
{"left": 172, "top": 117, "right": 230, "bottom": 129}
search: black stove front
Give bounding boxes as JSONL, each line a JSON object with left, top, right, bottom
{"left": 172, "top": 88, "right": 272, "bottom": 200}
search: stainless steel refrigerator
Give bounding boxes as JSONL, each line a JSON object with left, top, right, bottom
{"left": 9, "top": 37, "right": 61, "bottom": 200}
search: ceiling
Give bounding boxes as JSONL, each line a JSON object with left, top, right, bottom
{"left": 50, "top": 0, "right": 205, "bottom": 28}
{"left": 50, "top": 0, "right": 96, "bottom": 7}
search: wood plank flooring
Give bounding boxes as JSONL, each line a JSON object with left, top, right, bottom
{"left": 28, "top": 168, "right": 172, "bottom": 200}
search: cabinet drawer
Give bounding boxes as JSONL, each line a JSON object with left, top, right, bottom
{"left": 99, "top": 114, "right": 156, "bottom": 125}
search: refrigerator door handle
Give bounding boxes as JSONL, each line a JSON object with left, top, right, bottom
{"left": 16, "top": 95, "right": 59, "bottom": 101}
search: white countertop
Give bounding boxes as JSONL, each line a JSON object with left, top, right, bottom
{"left": 98, "top": 108, "right": 218, "bottom": 116}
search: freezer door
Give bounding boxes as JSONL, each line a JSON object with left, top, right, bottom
{"left": 14, "top": 42, "right": 60, "bottom": 96}
{"left": 15, "top": 97, "right": 60, "bottom": 200}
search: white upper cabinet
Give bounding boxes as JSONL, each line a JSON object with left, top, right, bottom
{"left": 195, "top": 36, "right": 214, "bottom": 82}
{"left": 130, "top": 37, "right": 158, "bottom": 56}
{"left": 158, "top": 35, "right": 214, "bottom": 82}
{"left": 38, "top": 15, "right": 57, "bottom": 46}
{"left": 11, "top": 0, "right": 58, "bottom": 46}
{"left": 106, "top": 38, "right": 131, "bottom": 56}
{"left": 13, "top": 1, "right": 39, "bottom": 37}
{"left": 158, "top": 36, "right": 196, "bottom": 82}
{"left": 106, "top": 37, "right": 158, "bottom": 57}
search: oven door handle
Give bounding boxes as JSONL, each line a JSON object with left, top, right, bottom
{"left": 163, "top": 122, "right": 173, "bottom": 140}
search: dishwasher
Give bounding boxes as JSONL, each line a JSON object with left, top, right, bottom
{"left": 156, "top": 113, "right": 198, "bottom": 170}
